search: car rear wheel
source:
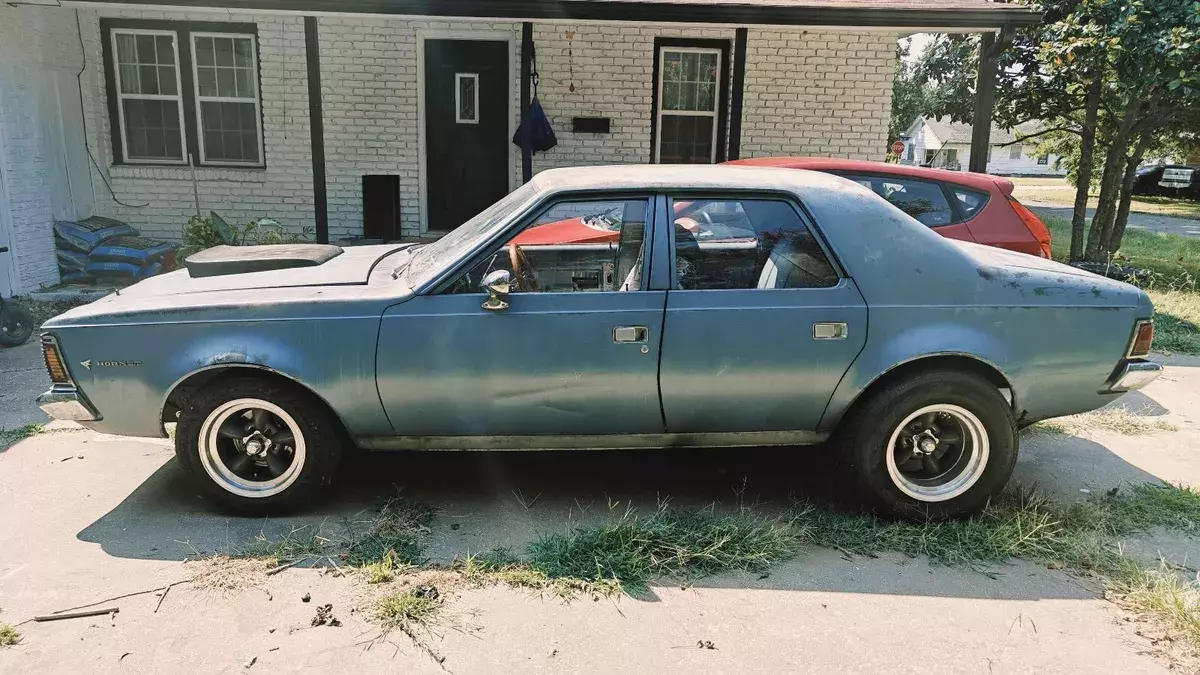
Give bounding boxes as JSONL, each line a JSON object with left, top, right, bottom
{"left": 175, "top": 376, "right": 344, "bottom": 515}
{"left": 837, "top": 370, "right": 1017, "bottom": 520}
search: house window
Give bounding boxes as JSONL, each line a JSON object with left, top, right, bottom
{"left": 1009, "top": 145, "right": 1022, "bottom": 160}
{"left": 110, "top": 30, "right": 186, "bottom": 163}
{"left": 653, "top": 39, "right": 729, "bottom": 164}
{"left": 103, "top": 20, "right": 263, "bottom": 167}
{"left": 1037, "top": 154, "right": 1049, "bottom": 165}
{"left": 191, "top": 33, "right": 263, "bottom": 164}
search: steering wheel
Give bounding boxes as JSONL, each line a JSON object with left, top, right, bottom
{"left": 696, "top": 209, "right": 715, "bottom": 230}
{"left": 509, "top": 243, "right": 539, "bottom": 292}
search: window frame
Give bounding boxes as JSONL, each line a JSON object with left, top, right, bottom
{"left": 431, "top": 191, "right": 657, "bottom": 296}
{"left": 108, "top": 28, "right": 188, "bottom": 166}
{"left": 664, "top": 191, "right": 846, "bottom": 292}
{"left": 101, "top": 18, "right": 263, "bottom": 168}
{"left": 189, "top": 31, "right": 266, "bottom": 166}
{"left": 650, "top": 37, "right": 731, "bottom": 165}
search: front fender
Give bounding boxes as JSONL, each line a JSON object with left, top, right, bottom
{"left": 818, "top": 312, "right": 1013, "bottom": 432}
{"left": 55, "top": 317, "right": 392, "bottom": 438}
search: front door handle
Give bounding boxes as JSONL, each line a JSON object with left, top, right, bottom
{"left": 613, "top": 326, "right": 648, "bottom": 343}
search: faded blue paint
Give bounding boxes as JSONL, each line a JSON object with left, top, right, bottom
{"left": 40, "top": 165, "right": 1154, "bottom": 445}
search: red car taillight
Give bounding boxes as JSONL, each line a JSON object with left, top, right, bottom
{"left": 1128, "top": 320, "right": 1154, "bottom": 358}
{"left": 1007, "top": 197, "right": 1053, "bottom": 258}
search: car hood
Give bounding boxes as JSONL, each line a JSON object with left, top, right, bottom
{"left": 43, "top": 243, "right": 415, "bottom": 328}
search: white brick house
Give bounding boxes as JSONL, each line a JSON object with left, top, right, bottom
{"left": 0, "top": 0, "right": 1038, "bottom": 295}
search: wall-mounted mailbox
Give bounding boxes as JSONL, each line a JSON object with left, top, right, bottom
{"left": 571, "top": 117, "right": 611, "bottom": 133}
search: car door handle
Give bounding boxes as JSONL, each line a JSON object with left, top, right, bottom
{"left": 613, "top": 326, "right": 649, "bottom": 343}
{"left": 813, "top": 322, "right": 849, "bottom": 340}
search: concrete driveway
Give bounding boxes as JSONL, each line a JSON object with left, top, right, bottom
{"left": 2, "top": 345, "right": 1199, "bottom": 673}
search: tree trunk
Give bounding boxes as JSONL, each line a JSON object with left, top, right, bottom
{"left": 1070, "top": 74, "right": 1102, "bottom": 261}
{"left": 1106, "top": 132, "right": 1154, "bottom": 255}
{"left": 1085, "top": 98, "right": 1141, "bottom": 261}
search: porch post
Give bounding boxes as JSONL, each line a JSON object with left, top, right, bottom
{"left": 727, "top": 28, "right": 747, "bottom": 161}
{"left": 968, "top": 30, "right": 1001, "bottom": 174}
{"left": 304, "top": 16, "right": 329, "bottom": 244}
{"left": 520, "top": 22, "right": 534, "bottom": 183}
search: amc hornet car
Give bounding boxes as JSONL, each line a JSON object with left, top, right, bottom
{"left": 38, "top": 166, "right": 1161, "bottom": 518}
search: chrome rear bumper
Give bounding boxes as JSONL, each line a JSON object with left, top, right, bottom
{"left": 36, "top": 387, "right": 99, "bottom": 422}
{"left": 1107, "top": 360, "right": 1163, "bottom": 393}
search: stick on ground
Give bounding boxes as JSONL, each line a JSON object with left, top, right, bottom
{"left": 35, "top": 607, "right": 119, "bottom": 622}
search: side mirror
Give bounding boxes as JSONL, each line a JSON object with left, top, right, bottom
{"left": 481, "top": 269, "right": 511, "bottom": 311}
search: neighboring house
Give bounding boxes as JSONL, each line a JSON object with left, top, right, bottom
{"left": 0, "top": 0, "right": 1038, "bottom": 295}
{"left": 902, "top": 116, "right": 1065, "bottom": 177}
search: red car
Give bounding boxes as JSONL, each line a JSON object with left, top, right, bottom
{"left": 725, "top": 157, "right": 1053, "bottom": 258}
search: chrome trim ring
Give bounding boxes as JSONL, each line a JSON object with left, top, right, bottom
{"left": 197, "top": 398, "right": 306, "bottom": 499}
{"left": 885, "top": 404, "right": 990, "bottom": 502}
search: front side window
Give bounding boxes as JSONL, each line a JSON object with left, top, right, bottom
{"left": 671, "top": 198, "right": 838, "bottom": 290}
{"left": 111, "top": 30, "right": 186, "bottom": 162}
{"left": 837, "top": 174, "right": 954, "bottom": 227}
{"left": 445, "top": 198, "right": 649, "bottom": 294}
{"left": 656, "top": 47, "right": 721, "bottom": 164}
{"left": 192, "top": 33, "right": 263, "bottom": 164}
{"left": 103, "top": 20, "right": 263, "bottom": 166}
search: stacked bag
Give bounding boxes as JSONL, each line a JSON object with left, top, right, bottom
{"left": 54, "top": 216, "right": 177, "bottom": 284}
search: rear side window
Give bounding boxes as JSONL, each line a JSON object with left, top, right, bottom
{"left": 950, "top": 187, "right": 989, "bottom": 220}
{"left": 670, "top": 198, "right": 839, "bottom": 290}
{"left": 835, "top": 173, "right": 954, "bottom": 227}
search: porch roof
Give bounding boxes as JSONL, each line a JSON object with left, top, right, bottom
{"left": 66, "top": 0, "right": 1043, "bottom": 29}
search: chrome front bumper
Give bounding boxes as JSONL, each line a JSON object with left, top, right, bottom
{"left": 36, "top": 387, "right": 99, "bottom": 422}
{"left": 1107, "top": 360, "right": 1163, "bottom": 392}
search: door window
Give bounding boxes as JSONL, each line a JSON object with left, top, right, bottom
{"left": 836, "top": 174, "right": 954, "bottom": 227}
{"left": 950, "top": 186, "right": 989, "bottom": 220}
{"left": 445, "top": 198, "right": 649, "bottom": 294}
{"left": 656, "top": 47, "right": 721, "bottom": 163}
{"left": 671, "top": 198, "right": 838, "bottom": 290}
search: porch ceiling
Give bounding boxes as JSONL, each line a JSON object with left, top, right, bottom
{"left": 65, "top": 0, "right": 1043, "bottom": 29}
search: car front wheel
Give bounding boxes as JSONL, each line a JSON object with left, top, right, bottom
{"left": 838, "top": 370, "right": 1017, "bottom": 520}
{"left": 175, "top": 376, "right": 344, "bottom": 515}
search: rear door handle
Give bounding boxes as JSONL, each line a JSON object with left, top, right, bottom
{"left": 613, "top": 326, "right": 649, "bottom": 343}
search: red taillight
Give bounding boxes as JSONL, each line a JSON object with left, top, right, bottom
{"left": 1129, "top": 320, "right": 1154, "bottom": 358}
{"left": 1008, "top": 197, "right": 1053, "bottom": 258}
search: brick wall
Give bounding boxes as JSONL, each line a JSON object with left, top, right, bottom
{"left": 741, "top": 29, "right": 895, "bottom": 160}
{"left": 77, "top": 7, "right": 314, "bottom": 242}
{"left": 57, "top": 8, "right": 897, "bottom": 241}
{"left": 0, "top": 4, "right": 81, "bottom": 293}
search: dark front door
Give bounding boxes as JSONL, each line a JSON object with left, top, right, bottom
{"left": 424, "top": 39, "right": 509, "bottom": 232}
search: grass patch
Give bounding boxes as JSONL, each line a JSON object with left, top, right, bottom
{"left": 0, "top": 424, "right": 44, "bottom": 446}
{"left": 0, "top": 622, "right": 19, "bottom": 647}
{"left": 345, "top": 497, "right": 433, "bottom": 567}
{"left": 1044, "top": 216, "right": 1200, "bottom": 280}
{"left": 1112, "top": 563, "right": 1200, "bottom": 646}
{"left": 1035, "top": 406, "right": 1177, "bottom": 436}
{"left": 1148, "top": 290, "right": 1200, "bottom": 355}
{"left": 526, "top": 503, "right": 801, "bottom": 593}
{"left": 375, "top": 586, "right": 442, "bottom": 631}
{"left": 455, "top": 547, "right": 622, "bottom": 599}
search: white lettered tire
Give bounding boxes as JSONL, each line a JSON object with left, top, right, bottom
{"left": 837, "top": 370, "right": 1018, "bottom": 520}
{"left": 175, "top": 376, "right": 344, "bottom": 515}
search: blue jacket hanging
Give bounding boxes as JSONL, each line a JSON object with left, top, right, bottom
{"left": 513, "top": 96, "right": 557, "bottom": 153}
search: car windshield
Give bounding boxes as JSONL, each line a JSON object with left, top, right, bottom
{"left": 403, "top": 181, "right": 541, "bottom": 288}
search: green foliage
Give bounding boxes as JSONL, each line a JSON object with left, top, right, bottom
{"left": 345, "top": 497, "right": 434, "bottom": 567}
{"left": 888, "top": 41, "right": 933, "bottom": 150}
{"left": 526, "top": 503, "right": 801, "bottom": 592}
{"left": 0, "top": 424, "right": 44, "bottom": 446}
{"left": 178, "top": 211, "right": 313, "bottom": 261}
{"left": 375, "top": 586, "right": 441, "bottom": 631}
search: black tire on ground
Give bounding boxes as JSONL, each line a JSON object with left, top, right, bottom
{"left": 0, "top": 302, "right": 35, "bottom": 347}
{"left": 175, "top": 375, "right": 345, "bottom": 516}
{"left": 835, "top": 370, "right": 1018, "bottom": 521}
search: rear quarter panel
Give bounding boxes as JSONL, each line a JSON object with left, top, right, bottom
{"left": 787, "top": 173, "right": 1147, "bottom": 429}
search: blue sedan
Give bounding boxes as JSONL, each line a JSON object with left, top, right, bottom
{"left": 38, "top": 166, "right": 1161, "bottom": 518}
